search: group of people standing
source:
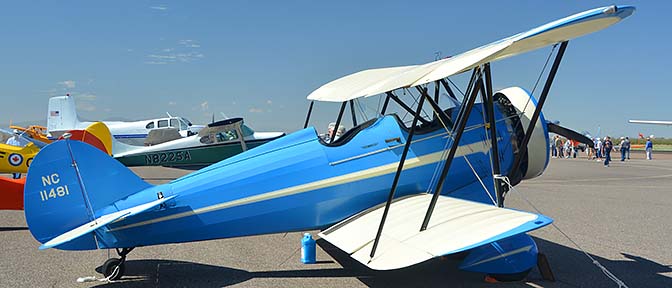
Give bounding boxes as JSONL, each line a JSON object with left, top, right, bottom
{"left": 551, "top": 135, "right": 579, "bottom": 159}
{"left": 551, "top": 135, "right": 652, "bottom": 167}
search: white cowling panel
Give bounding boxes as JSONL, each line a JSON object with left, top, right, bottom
{"left": 497, "top": 87, "right": 548, "bottom": 180}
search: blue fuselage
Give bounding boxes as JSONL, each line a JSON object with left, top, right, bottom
{"left": 98, "top": 104, "right": 521, "bottom": 248}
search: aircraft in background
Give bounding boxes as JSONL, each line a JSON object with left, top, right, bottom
{"left": 9, "top": 125, "right": 52, "bottom": 144}
{"left": 47, "top": 94, "right": 204, "bottom": 145}
{"left": 1, "top": 122, "right": 112, "bottom": 210}
{"left": 113, "top": 117, "right": 284, "bottom": 169}
{"left": 0, "top": 129, "right": 41, "bottom": 175}
{"left": 24, "top": 5, "right": 633, "bottom": 282}
{"left": 629, "top": 119, "right": 672, "bottom": 126}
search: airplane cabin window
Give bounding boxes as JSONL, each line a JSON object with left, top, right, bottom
{"left": 179, "top": 119, "right": 188, "bottom": 130}
{"left": 181, "top": 117, "right": 193, "bottom": 126}
{"left": 158, "top": 120, "right": 168, "bottom": 128}
{"left": 215, "top": 130, "right": 238, "bottom": 142}
{"left": 200, "top": 134, "right": 213, "bottom": 144}
{"left": 170, "top": 119, "right": 179, "bottom": 128}
{"left": 146, "top": 122, "right": 155, "bottom": 129}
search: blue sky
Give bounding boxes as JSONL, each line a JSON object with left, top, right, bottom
{"left": 0, "top": 1, "right": 667, "bottom": 138}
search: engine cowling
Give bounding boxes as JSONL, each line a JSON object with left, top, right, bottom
{"left": 495, "top": 87, "right": 549, "bottom": 181}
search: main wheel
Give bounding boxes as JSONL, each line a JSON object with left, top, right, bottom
{"left": 101, "top": 258, "right": 125, "bottom": 281}
{"left": 487, "top": 268, "right": 531, "bottom": 282}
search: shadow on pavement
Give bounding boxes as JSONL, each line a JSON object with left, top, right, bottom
{"left": 0, "top": 226, "right": 28, "bottom": 232}
{"left": 90, "top": 237, "right": 672, "bottom": 288}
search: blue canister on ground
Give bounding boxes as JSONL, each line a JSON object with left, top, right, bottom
{"left": 301, "top": 233, "right": 316, "bottom": 264}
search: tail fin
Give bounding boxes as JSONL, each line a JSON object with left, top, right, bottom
{"left": 47, "top": 95, "right": 80, "bottom": 133}
{"left": 65, "top": 122, "right": 113, "bottom": 155}
{"left": 24, "top": 140, "right": 152, "bottom": 250}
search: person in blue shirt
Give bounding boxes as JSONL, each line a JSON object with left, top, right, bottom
{"left": 645, "top": 138, "right": 653, "bottom": 160}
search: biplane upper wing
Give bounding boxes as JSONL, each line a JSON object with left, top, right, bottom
{"left": 307, "top": 5, "right": 634, "bottom": 102}
{"left": 319, "top": 194, "right": 551, "bottom": 270}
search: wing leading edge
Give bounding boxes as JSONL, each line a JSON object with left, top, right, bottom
{"left": 307, "top": 5, "right": 635, "bottom": 102}
{"left": 318, "top": 194, "right": 551, "bottom": 270}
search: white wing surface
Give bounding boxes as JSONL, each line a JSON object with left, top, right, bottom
{"left": 319, "top": 194, "right": 551, "bottom": 270}
{"left": 307, "top": 5, "right": 635, "bottom": 102}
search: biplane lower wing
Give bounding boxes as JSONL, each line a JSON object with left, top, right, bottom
{"left": 319, "top": 194, "right": 551, "bottom": 270}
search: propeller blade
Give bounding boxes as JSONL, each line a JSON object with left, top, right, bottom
{"left": 547, "top": 122, "right": 594, "bottom": 148}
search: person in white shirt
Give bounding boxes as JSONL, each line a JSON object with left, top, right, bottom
{"left": 5, "top": 130, "right": 25, "bottom": 179}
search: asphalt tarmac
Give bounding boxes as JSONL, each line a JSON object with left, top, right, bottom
{"left": 1, "top": 151, "right": 670, "bottom": 287}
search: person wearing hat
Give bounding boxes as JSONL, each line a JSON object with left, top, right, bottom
{"left": 5, "top": 130, "right": 24, "bottom": 179}
{"left": 645, "top": 137, "right": 653, "bottom": 160}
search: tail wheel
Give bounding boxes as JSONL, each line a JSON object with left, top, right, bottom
{"left": 102, "top": 258, "right": 125, "bottom": 281}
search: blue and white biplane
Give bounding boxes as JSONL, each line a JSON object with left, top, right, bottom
{"left": 24, "top": 5, "right": 634, "bottom": 282}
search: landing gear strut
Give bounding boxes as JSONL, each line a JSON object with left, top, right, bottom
{"left": 101, "top": 247, "right": 134, "bottom": 280}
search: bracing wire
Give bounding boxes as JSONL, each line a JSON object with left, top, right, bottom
{"left": 423, "top": 78, "right": 495, "bottom": 204}
{"left": 531, "top": 43, "right": 558, "bottom": 95}
{"left": 518, "top": 43, "right": 558, "bottom": 125}
{"left": 497, "top": 176, "right": 630, "bottom": 288}
{"left": 447, "top": 78, "right": 466, "bottom": 97}
{"left": 406, "top": 88, "right": 433, "bottom": 122}
{"left": 354, "top": 99, "right": 369, "bottom": 122}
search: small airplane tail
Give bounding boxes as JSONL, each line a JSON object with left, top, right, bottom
{"left": 47, "top": 95, "right": 80, "bottom": 133}
{"left": 0, "top": 177, "right": 24, "bottom": 210}
{"left": 65, "top": 122, "right": 114, "bottom": 155}
{"left": 24, "top": 140, "right": 153, "bottom": 250}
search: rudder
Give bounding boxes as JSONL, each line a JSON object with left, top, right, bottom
{"left": 47, "top": 95, "right": 79, "bottom": 134}
{"left": 24, "top": 140, "right": 152, "bottom": 250}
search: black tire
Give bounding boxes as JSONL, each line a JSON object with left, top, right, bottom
{"left": 102, "top": 258, "right": 125, "bottom": 281}
{"left": 488, "top": 268, "right": 531, "bottom": 282}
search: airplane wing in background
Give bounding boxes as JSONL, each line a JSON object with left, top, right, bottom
{"left": 629, "top": 120, "right": 672, "bottom": 126}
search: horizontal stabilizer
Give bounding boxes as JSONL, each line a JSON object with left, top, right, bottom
{"left": 319, "top": 194, "right": 551, "bottom": 270}
{"left": 39, "top": 195, "right": 176, "bottom": 250}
